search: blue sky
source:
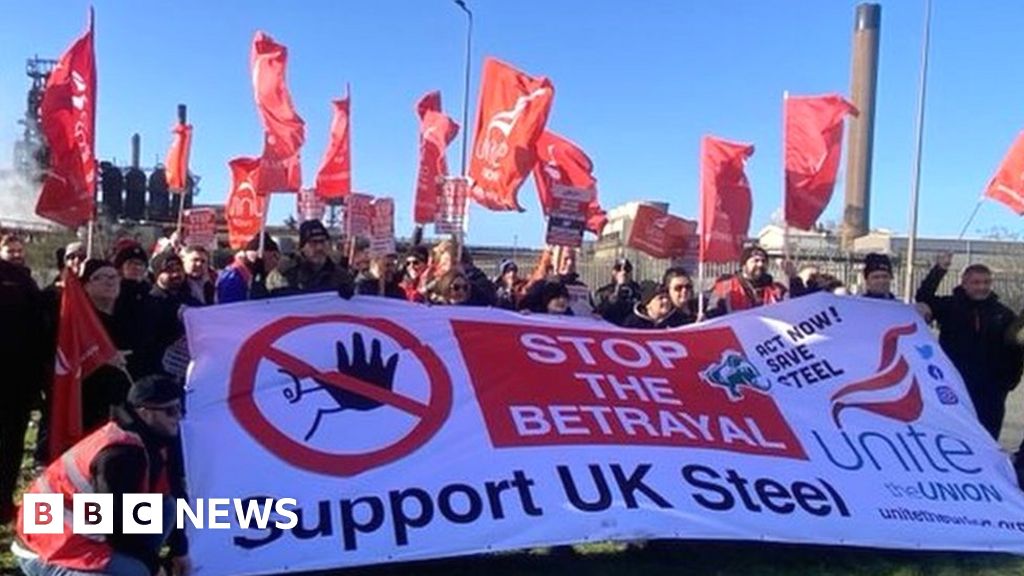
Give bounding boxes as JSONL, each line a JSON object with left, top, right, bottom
{"left": 2, "top": 1, "right": 1023, "bottom": 246}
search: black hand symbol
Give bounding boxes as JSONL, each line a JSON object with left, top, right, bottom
{"left": 317, "top": 332, "right": 399, "bottom": 411}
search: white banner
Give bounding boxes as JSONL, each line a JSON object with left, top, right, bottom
{"left": 183, "top": 293, "right": 1024, "bottom": 576}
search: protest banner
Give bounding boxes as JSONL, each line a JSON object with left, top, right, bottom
{"left": 182, "top": 208, "right": 217, "bottom": 250}
{"left": 435, "top": 177, "right": 468, "bottom": 235}
{"left": 369, "top": 197, "right": 395, "bottom": 258}
{"left": 627, "top": 204, "right": 697, "bottom": 260}
{"left": 343, "top": 193, "right": 374, "bottom": 239}
{"left": 544, "top": 184, "right": 592, "bottom": 248}
{"left": 296, "top": 188, "right": 325, "bottom": 223}
{"left": 183, "top": 293, "right": 1024, "bottom": 576}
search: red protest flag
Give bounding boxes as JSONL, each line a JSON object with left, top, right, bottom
{"left": 468, "top": 58, "right": 554, "bottom": 211}
{"left": 316, "top": 92, "right": 352, "bottom": 200}
{"left": 784, "top": 94, "right": 858, "bottom": 230}
{"left": 36, "top": 9, "right": 97, "bottom": 229}
{"left": 700, "top": 135, "right": 755, "bottom": 263}
{"left": 984, "top": 132, "right": 1024, "bottom": 215}
{"left": 50, "top": 270, "right": 118, "bottom": 456}
{"left": 165, "top": 123, "right": 193, "bottom": 191}
{"left": 226, "top": 157, "right": 268, "bottom": 249}
{"left": 627, "top": 204, "right": 698, "bottom": 260}
{"left": 413, "top": 91, "right": 460, "bottom": 224}
{"left": 533, "top": 131, "right": 607, "bottom": 234}
{"left": 251, "top": 31, "right": 305, "bottom": 193}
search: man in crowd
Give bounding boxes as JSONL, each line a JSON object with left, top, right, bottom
{"left": 0, "top": 234, "right": 48, "bottom": 524}
{"left": 916, "top": 252, "right": 1023, "bottom": 440}
{"left": 594, "top": 258, "right": 642, "bottom": 326}
{"left": 181, "top": 245, "right": 214, "bottom": 305}
{"left": 355, "top": 254, "right": 404, "bottom": 299}
{"left": 707, "top": 245, "right": 787, "bottom": 317}
{"left": 493, "top": 259, "right": 522, "bottom": 311}
{"left": 661, "top": 267, "right": 697, "bottom": 327}
{"left": 623, "top": 282, "right": 676, "bottom": 329}
{"left": 13, "top": 375, "right": 190, "bottom": 576}
{"left": 268, "top": 220, "right": 354, "bottom": 298}
{"left": 861, "top": 253, "right": 896, "bottom": 300}
{"left": 554, "top": 248, "right": 592, "bottom": 317}
{"left": 216, "top": 233, "right": 280, "bottom": 304}
{"left": 459, "top": 247, "right": 497, "bottom": 307}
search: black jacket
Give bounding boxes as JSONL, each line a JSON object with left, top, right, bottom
{"left": 269, "top": 255, "right": 354, "bottom": 298}
{"left": 593, "top": 280, "right": 642, "bottom": 326}
{"left": 622, "top": 303, "right": 694, "bottom": 330}
{"left": 915, "top": 266, "right": 1023, "bottom": 394}
{"left": 93, "top": 406, "right": 188, "bottom": 572}
{"left": 0, "top": 260, "right": 47, "bottom": 405}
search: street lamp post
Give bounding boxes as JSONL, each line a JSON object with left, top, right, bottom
{"left": 454, "top": 0, "right": 473, "bottom": 177}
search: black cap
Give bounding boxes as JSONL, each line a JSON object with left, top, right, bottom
{"left": 80, "top": 258, "right": 116, "bottom": 282}
{"left": 741, "top": 244, "right": 768, "bottom": 264}
{"left": 863, "top": 253, "right": 893, "bottom": 277}
{"left": 640, "top": 281, "right": 668, "bottom": 307}
{"left": 113, "top": 243, "right": 148, "bottom": 269}
{"left": 299, "top": 220, "right": 330, "bottom": 248}
{"left": 128, "top": 374, "right": 183, "bottom": 406}
{"left": 151, "top": 251, "right": 183, "bottom": 274}
{"left": 613, "top": 258, "right": 633, "bottom": 273}
{"left": 244, "top": 232, "right": 280, "bottom": 253}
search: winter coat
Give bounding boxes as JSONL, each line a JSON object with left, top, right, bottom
{"left": 593, "top": 280, "right": 643, "bottom": 326}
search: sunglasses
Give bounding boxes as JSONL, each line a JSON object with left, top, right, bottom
{"left": 450, "top": 283, "right": 469, "bottom": 293}
{"left": 672, "top": 284, "right": 694, "bottom": 291}
{"left": 614, "top": 266, "right": 632, "bottom": 273}
{"left": 141, "top": 404, "right": 183, "bottom": 417}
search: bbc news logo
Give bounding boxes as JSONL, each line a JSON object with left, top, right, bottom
{"left": 22, "top": 494, "right": 299, "bottom": 534}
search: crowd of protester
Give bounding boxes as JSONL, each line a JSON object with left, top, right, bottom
{"left": 3, "top": 219, "right": 1024, "bottom": 574}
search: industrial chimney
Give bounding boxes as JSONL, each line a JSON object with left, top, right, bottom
{"left": 841, "top": 3, "right": 881, "bottom": 250}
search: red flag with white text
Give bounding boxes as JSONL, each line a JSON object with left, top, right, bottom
{"left": 533, "top": 131, "right": 607, "bottom": 234}
{"left": 251, "top": 31, "right": 305, "bottom": 193}
{"left": 414, "top": 91, "right": 459, "bottom": 224}
{"left": 784, "top": 94, "right": 857, "bottom": 230}
{"left": 984, "top": 131, "right": 1024, "bottom": 216}
{"left": 316, "top": 92, "right": 352, "bottom": 199}
{"left": 36, "top": 9, "right": 97, "bottom": 228}
{"left": 226, "top": 157, "right": 268, "bottom": 249}
{"left": 50, "top": 270, "right": 117, "bottom": 456}
{"left": 468, "top": 58, "right": 554, "bottom": 211}
{"left": 700, "top": 135, "right": 755, "bottom": 263}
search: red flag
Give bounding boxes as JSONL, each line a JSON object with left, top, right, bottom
{"left": 700, "top": 135, "right": 755, "bottom": 263}
{"left": 984, "top": 132, "right": 1024, "bottom": 215}
{"left": 468, "top": 58, "right": 554, "bottom": 211}
{"left": 413, "top": 91, "right": 460, "bottom": 224}
{"left": 165, "top": 123, "right": 193, "bottom": 191}
{"left": 36, "top": 10, "right": 97, "bottom": 229}
{"left": 784, "top": 94, "right": 858, "bottom": 230}
{"left": 251, "top": 31, "right": 305, "bottom": 193}
{"left": 226, "top": 157, "right": 268, "bottom": 249}
{"left": 315, "top": 92, "right": 352, "bottom": 199}
{"left": 50, "top": 270, "right": 117, "bottom": 456}
{"left": 627, "top": 205, "right": 698, "bottom": 259}
{"left": 533, "top": 131, "right": 607, "bottom": 234}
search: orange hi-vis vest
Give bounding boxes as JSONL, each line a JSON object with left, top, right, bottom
{"left": 15, "top": 421, "right": 162, "bottom": 571}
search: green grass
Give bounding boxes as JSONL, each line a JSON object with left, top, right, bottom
{"left": 5, "top": 393, "right": 1024, "bottom": 576}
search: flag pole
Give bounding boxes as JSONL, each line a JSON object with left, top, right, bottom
{"left": 782, "top": 91, "right": 792, "bottom": 263}
{"left": 86, "top": 220, "right": 95, "bottom": 259}
{"left": 901, "top": 0, "right": 932, "bottom": 303}
{"left": 957, "top": 196, "right": 985, "bottom": 240}
{"left": 696, "top": 137, "right": 706, "bottom": 322}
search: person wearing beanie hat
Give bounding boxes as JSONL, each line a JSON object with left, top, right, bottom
{"left": 861, "top": 252, "right": 895, "bottom": 300}
{"left": 215, "top": 233, "right": 282, "bottom": 304}
{"left": 113, "top": 242, "right": 149, "bottom": 282}
{"left": 536, "top": 280, "right": 573, "bottom": 315}
{"left": 593, "top": 257, "right": 643, "bottom": 326}
{"left": 707, "top": 243, "right": 788, "bottom": 317}
{"left": 62, "top": 241, "right": 87, "bottom": 276}
{"left": 493, "top": 259, "right": 524, "bottom": 311}
{"left": 14, "top": 373, "right": 191, "bottom": 576}
{"left": 623, "top": 281, "right": 674, "bottom": 329}
{"left": 267, "top": 219, "right": 355, "bottom": 298}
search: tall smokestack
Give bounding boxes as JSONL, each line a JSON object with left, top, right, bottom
{"left": 177, "top": 104, "right": 187, "bottom": 124}
{"left": 841, "top": 3, "right": 881, "bottom": 250}
{"left": 131, "top": 133, "right": 141, "bottom": 169}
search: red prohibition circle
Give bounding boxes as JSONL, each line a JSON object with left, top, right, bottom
{"left": 228, "top": 314, "right": 453, "bottom": 476}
